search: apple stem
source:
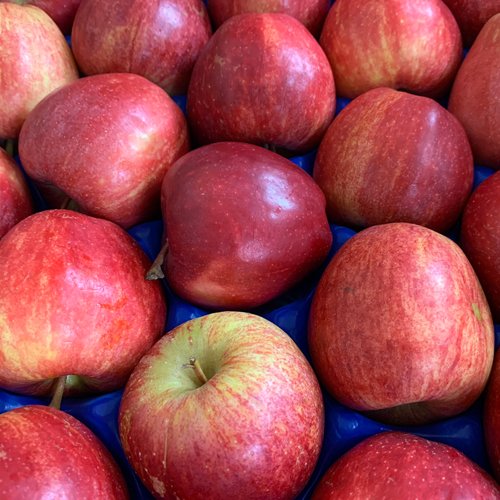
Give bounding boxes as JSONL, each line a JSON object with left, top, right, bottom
{"left": 49, "top": 376, "right": 67, "bottom": 410}
{"left": 5, "top": 139, "right": 15, "bottom": 157}
{"left": 263, "top": 143, "right": 277, "bottom": 153}
{"left": 60, "top": 197, "right": 80, "bottom": 211}
{"left": 183, "top": 357, "right": 208, "bottom": 385}
{"left": 145, "top": 240, "right": 169, "bottom": 281}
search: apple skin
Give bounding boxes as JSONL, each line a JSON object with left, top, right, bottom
{"left": 160, "top": 142, "right": 332, "bottom": 310}
{"left": 311, "top": 432, "right": 500, "bottom": 499}
{"left": 308, "top": 223, "right": 495, "bottom": 426}
{"left": 313, "top": 87, "right": 473, "bottom": 232}
{"left": 187, "top": 13, "right": 335, "bottom": 154}
{"left": 0, "top": 2, "right": 78, "bottom": 139}
{"left": 71, "top": 0, "right": 212, "bottom": 95}
{"left": 485, "top": 353, "right": 500, "bottom": 482}
{"left": 119, "top": 311, "right": 324, "bottom": 500}
{"left": 442, "top": 0, "right": 500, "bottom": 46}
{"left": 319, "top": 0, "right": 462, "bottom": 99}
{"left": 207, "top": 0, "right": 330, "bottom": 37}
{"left": 0, "top": 148, "right": 33, "bottom": 239}
{"left": 0, "top": 209, "right": 167, "bottom": 397}
{"left": 460, "top": 172, "right": 500, "bottom": 322}
{"left": 18, "top": 73, "right": 189, "bottom": 229}
{"left": 448, "top": 14, "right": 500, "bottom": 170}
{"left": 0, "top": 405, "right": 128, "bottom": 499}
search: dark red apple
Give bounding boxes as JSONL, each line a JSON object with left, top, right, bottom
{"left": 0, "top": 209, "right": 166, "bottom": 396}
{"left": 313, "top": 87, "right": 474, "bottom": 232}
{"left": 311, "top": 432, "right": 500, "bottom": 499}
{"left": 155, "top": 142, "right": 332, "bottom": 310}
{"left": 0, "top": 148, "right": 33, "bottom": 239}
{"left": 320, "top": 0, "right": 462, "bottom": 98}
{"left": 0, "top": 2, "right": 78, "bottom": 139}
{"left": 71, "top": 0, "right": 212, "bottom": 95}
{"left": 0, "top": 405, "right": 128, "bottom": 499}
{"left": 308, "top": 223, "right": 495, "bottom": 425}
{"left": 207, "top": 0, "right": 329, "bottom": 37}
{"left": 19, "top": 73, "right": 189, "bottom": 228}
{"left": 448, "top": 14, "right": 500, "bottom": 170}
{"left": 187, "top": 13, "right": 335, "bottom": 153}
{"left": 485, "top": 353, "right": 500, "bottom": 482}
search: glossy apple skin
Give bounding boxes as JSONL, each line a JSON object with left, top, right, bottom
{"left": 442, "top": 0, "right": 500, "bottom": 46}
{"left": 0, "top": 405, "right": 128, "bottom": 499}
{"left": 311, "top": 432, "right": 500, "bottom": 499}
{"left": 308, "top": 223, "right": 495, "bottom": 426}
{"left": 0, "top": 148, "right": 33, "bottom": 239}
{"left": 0, "top": 3, "right": 78, "bottom": 139}
{"left": 119, "top": 311, "right": 324, "bottom": 500}
{"left": 314, "top": 87, "right": 473, "bottom": 232}
{"left": 72, "top": 0, "right": 212, "bottom": 95}
{"left": 160, "top": 142, "right": 332, "bottom": 310}
{"left": 320, "top": 0, "right": 462, "bottom": 99}
{"left": 0, "top": 210, "right": 167, "bottom": 397}
{"left": 485, "top": 353, "right": 500, "bottom": 481}
{"left": 19, "top": 73, "right": 189, "bottom": 228}
{"left": 187, "top": 13, "right": 335, "bottom": 153}
{"left": 460, "top": 172, "right": 500, "bottom": 322}
{"left": 207, "top": 0, "right": 329, "bottom": 37}
{"left": 448, "top": 14, "right": 500, "bottom": 170}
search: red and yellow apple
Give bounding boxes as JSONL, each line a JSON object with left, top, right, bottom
{"left": 485, "top": 352, "right": 500, "bottom": 482}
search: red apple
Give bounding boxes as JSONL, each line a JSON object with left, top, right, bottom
{"left": 308, "top": 223, "right": 495, "bottom": 425}
{"left": 207, "top": 0, "right": 329, "bottom": 37}
{"left": 448, "top": 14, "right": 500, "bottom": 170}
{"left": 187, "top": 13, "right": 335, "bottom": 153}
{"left": 320, "top": 0, "right": 462, "bottom": 99}
{"left": 0, "top": 148, "right": 33, "bottom": 239}
{"left": 485, "top": 352, "right": 500, "bottom": 482}
{"left": 0, "top": 2, "right": 78, "bottom": 139}
{"left": 460, "top": 172, "right": 500, "bottom": 322}
{"left": 155, "top": 142, "right": 332, "bottom": 310}
{"left": 71, "top": 0, "right": 212, "bottom": 95}
{"left": 311, "top": 432, "right": 500, "bottom": 499}
{"left": 0, "top": 405, "right": 128, "bottom": 498}
{"left": 442, "top": 0, "right": 500, "bottom": 46}
{"left": 0, "top": 209, "right": 167, "bottom": 397}
{"left": 18, "top": 73, "right": 189, "bottom": 228}
{"left": 119, "top": 311, "right": 324, "bottom": 500}
{"left": 313, "top": 87, "right": 474, "bottom": 232}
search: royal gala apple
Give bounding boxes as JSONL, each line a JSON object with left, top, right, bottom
{"left": 320, "top": 0, "right": 462, "bottom": 98}
{"left": 155, "top": 142, "right": 332, "bottom": 310}
{"left": 0, "top": 148, "right": 33, "bottom": 239}
{"left": 485, "top": 353, "right": 500, "bottom": 481}
{"left": 448, "top": 14, "right": 500, "bottom": 170}
{"left": 0, "top": 405, "right": 128, "bottom": 499}
{"left": 311, "top": 432, "right": 500, "bottom": 499}
{"left": 0, "top": 2, "right": 78, "bottom": 139}
{"left": 460, "top": 171, "right": 500, "bottom": 322}
{"left": 119, "top": 311, "right": 324, "bottom": 500}
{"left": 72, "top": 0, "right": 212, "bottom": 95}
{"left": 207, "top": 0, "right": 329, "bottom": 37}
{"left": 308, "top": 223, "right": 495, "bottom": 426}
{"left": 0, "top": 210, "right": 166, "bottom": 397}
{"left": 187, "top": 13, "right": 335, "bottom": 153}
{"left": 19, "top": 73, "right": 189, "bottom": 228}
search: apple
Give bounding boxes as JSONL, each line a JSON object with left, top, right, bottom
{"left": 313, "top": 87, "right": 473, "bottom": 232}
{"left": 311, "top": 432, "right": 500, "bottom": 498}
{"left": 485, "top": 352, "right": 500, "bottom": 482}
{"left": 448, "top": 14, "right": 500, "bottom": 170}
{"left": 460, "top": 171, "right": 500, "bottom": 322}
{"left": 207, "top": 0, "right": 330, "bottom": 37}
{"left": 0, "top": 2, "right": 78, "bottom": 139}
{"left": 0, "top": 148, "right": 33, "bottom": 239}
{"left": 0, "top": 209, "right": 167, "bottom": 397}
{"left": 308, "top": 223, "right": 495, "bottom": 426}
{"left": 320, "top": 0, "right": 462, "bottom": 99}
{"left": 71, "top": 0, "right": 212, "bottom": 96}
{"left": 442, "top": 0, "right": 500, "bottom": 46}
{"left": 0, "top": 405, "right": 128, "bottom": 498}
{"left": 187, "top": 13, "right": 335, "bottom": 154}
{"left": 119, "top": 311, "right": 324, "bottom": 499}
{"left": 152, "top": 142, "right": 332, "bottom": 310}
{"left": 18, "top": 73, "right": 189, "bottom": 229}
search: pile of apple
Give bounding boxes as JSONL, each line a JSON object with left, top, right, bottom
{"left": 0, "top": 0, "right": 499, "bottom": 498}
